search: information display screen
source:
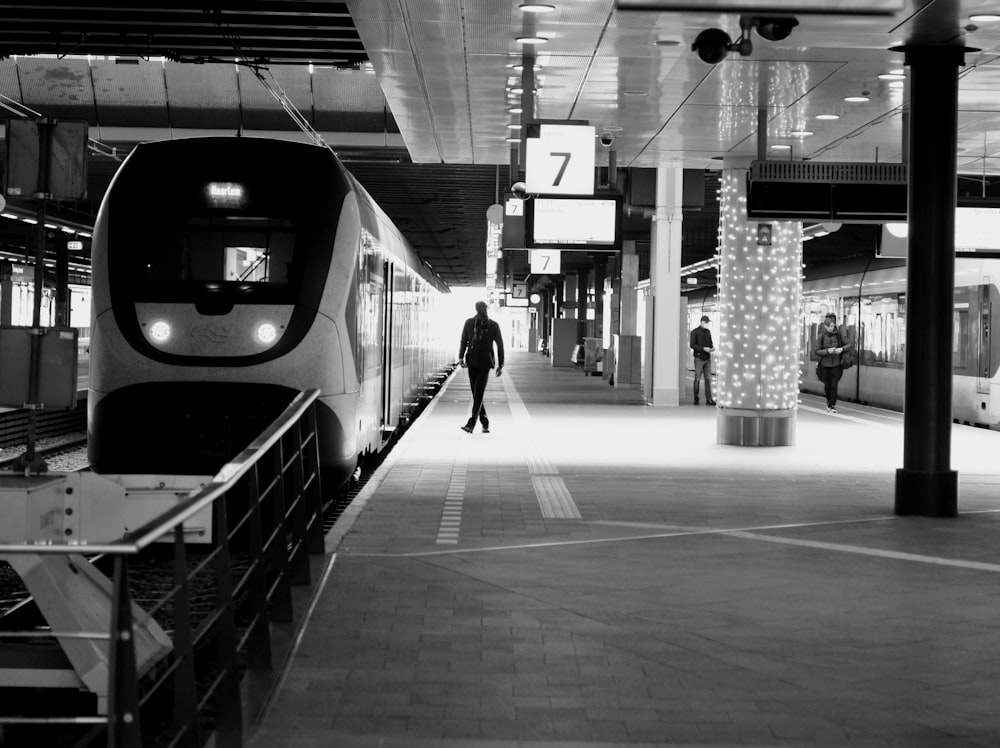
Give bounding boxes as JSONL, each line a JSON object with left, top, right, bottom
{"left": 526, "top": 194, "right": 622, "bottom": 251}
{"left": 955, "top": 207, "right": 1000, "bottom": 252}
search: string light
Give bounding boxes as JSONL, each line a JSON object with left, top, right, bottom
{"left": 716, "top": 170, "right": 802, "bottom": 411}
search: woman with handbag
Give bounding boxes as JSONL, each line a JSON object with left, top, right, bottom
{"left": 812, "top": 313, "right": 853, "bottom": 413}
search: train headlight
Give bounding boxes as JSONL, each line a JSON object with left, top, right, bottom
{"left": 254, "top": 322, "right": 279, "bottom": 345}
{"left": 149, "top": 320, "right": 172, "bottom": 344}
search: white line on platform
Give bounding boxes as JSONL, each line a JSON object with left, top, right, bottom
{"left": 502, "top": 372, "right": 582, "bottom": 520}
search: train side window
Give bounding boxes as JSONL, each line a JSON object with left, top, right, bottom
{"left": 953, "top": 306, "right": 969, "bottom": 370}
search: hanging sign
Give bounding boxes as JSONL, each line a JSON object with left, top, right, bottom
{"left": 525, "top": 123, "right": 595, "bottom": 196}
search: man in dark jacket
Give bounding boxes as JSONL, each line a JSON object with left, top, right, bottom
{"left": 458, "top": 301, "right": 504, "bottom": 433}
{"left": 813, "top": 313, "right": 853, "bottom": 413}
{"left": 690, "top": 315, "right": 715, "bottom": 405}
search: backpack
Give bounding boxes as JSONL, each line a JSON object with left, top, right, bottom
{"left": 835, "top": 329, "right": 854, "bottom": 369}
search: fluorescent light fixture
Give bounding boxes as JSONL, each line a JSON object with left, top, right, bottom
{"left": 515, "top": 36, "right": 548, "bottom": 44}
{"left": 970, "top": 13, "right": 1000, "bottom": 22}
{"left": 519, "top": 3, "right": 555, "bottom": 12}
{"left": 844, "top": 95, "right": 870, "bottom": 102}
{"left": 815, "top": 114, "right": 840, "bottom": 120}
{"left": 878, "top": 72, "right": 906, "bottom": 80}
{"left": 790, "top": 130, "right": 813, "bottom": 137}
{"left": 509, "top": 107, "right": 523, "bottom": 114}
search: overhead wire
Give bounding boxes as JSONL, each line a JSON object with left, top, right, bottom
{"left": 208, "top": 8, "right": 332, "bottom": 154}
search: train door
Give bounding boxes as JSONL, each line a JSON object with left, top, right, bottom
{"left": 978, "top": 280, "right": 992, "bottom": 396}
{"left": 380, "top": 260, "right": 394, "bottom": 436}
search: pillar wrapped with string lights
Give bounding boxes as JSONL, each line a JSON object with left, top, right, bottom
{"left": 715, "top": 166, "right": 801, "bottom": 446}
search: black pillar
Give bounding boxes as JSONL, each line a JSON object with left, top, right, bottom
{"left": 577, "top": 269, "right": 589, "bottom": 342}
{"left": 593, "top": 254, "right": 607, "bottom": 340}
{"left": 55, "top": 240, "right": 69, "bottom": 327}
{"left": 894, "top": 45, "right": 965, "bottom": 517}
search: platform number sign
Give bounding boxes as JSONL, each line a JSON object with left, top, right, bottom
{"left": 512, "top": 281, "right": 527, "bottom": 299}
{"left": 530, "top": 249, "right": 561, "bottom": 275}
{"left": 525, "top": 124, "right": 596, "bottom": 196}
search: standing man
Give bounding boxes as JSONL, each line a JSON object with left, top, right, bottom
{"left": 690, "top": 314, "right": 716, "bottom": 406}
{"left": 458, "top": 300, "right": 504, "bottom": 433}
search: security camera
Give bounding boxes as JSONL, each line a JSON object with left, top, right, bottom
{"left": 599, "top": 133, "right": 615, "bottom": 147}
{"left": 754, "top": 16, "right": 798, "bottom": 42}
{"left": 691, "top": 28, "right": 733, "bottom": 64}
{"left": 510, "top": 181, "right": 529, "bottom": 199}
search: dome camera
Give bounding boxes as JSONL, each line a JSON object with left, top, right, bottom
{"left": 754, "top": 16, "right": 798, "bottom": 42}
{"left": 691, "top": 28, "right": 733, "bottom": 64}
{"left": 510, "top": 181, "right": 529, "bottom": 199}
{"left": 599, "top": 132, "right": 615, "bottom": 147}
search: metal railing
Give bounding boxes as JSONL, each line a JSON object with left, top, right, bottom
{"left": 0, "top": 388, "right": 326, "bottom": 748}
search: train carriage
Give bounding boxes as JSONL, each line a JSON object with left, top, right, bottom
{"left": 685, "top": 256, "right": 1000, "bottom": 428}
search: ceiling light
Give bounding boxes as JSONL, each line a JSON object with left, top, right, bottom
{"left": 888, "top": 81, "right": 904, "bottom": 89}
{"left": 790, "top": 130, "right": 813, "bottom": 137}
{"left": 515, "top": 36, "right": 549, "bottom": 45}
{"left": 505, "top": 136, "right": 521, "bottom": 143}
{"left": 509, "top": 107, "right": 523, "bottom": 114}
{"left": 970, "top": 14, "right": 1000, "bottom": 22}
{"left": 519, "top": 3, "right": 555, "bottom": 12}
{"left": 844, "top": 95, "right": 870, "bottom": 102}
{"left": 878, "top": 72, "right": 906, "bottom": 80}
{"left": 815, "top": 114, "right": 839, "bottom": 120}
{"left": 770, "top": 144, "right": 791, "bottom": 150}
{"left": 512, "top": 63, "right": 543, "bottom": 71}
{"left": 506, "top": 123, "right": 522, "bottom": 129}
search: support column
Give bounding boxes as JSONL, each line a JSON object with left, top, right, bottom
{"left": 649, "top": 167, "right": 682, "bottom": 406}
{"left": 620, "top": 241, "right": 638, "bottom": 336}
{"left": 563, "top": 274, "right": 578, "bottom": 319}
{"left": 716, "top": 162, "right": 801, "bottom": 446}
{"left": 895, "top": 45, "right": 964, "bottom": 517}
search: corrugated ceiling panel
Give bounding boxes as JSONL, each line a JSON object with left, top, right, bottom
{"left": 163, "top": 64, "right": 240, "bottom": 111}
{"left": 0, "top": 59, "right": 22, "bottom": 105}
{"left": 313, "top": 69, "right": 387, "bottom": 113}
{"left": 17, "top": 58, "right": 94, "bottom": 109}
{"left": 90, "top": 60, "right": 166, "bottom": 107}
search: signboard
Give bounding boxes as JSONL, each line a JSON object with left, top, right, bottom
{"left": 511, "top": 281, "right": 527, "bottom": 300}
{"left": 530, "top": 249, "right": 561, "bottom": 275}
{"left": 526, "top": 194, "right": 623, "bottom": 251}
{"left": 6, "top": 118, "right": 88, "bottom": 200}
{"left": 525, "top": 123, "right": 595, "bottom": 195}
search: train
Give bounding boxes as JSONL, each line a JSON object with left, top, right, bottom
{"left": 88, "top": 136, "right": 453, "bottom": 486}
{"left": 685, "top": 255, "right": 1000, "bottom": 429}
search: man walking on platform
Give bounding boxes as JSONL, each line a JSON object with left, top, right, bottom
{"left": 690, "top": 314, "right": 716, "bottom": 405}
{"left": 458, "top": 301, "right": 504, "bottom": 433}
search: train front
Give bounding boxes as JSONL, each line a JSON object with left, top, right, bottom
{"left": 88, "top": 137, "right": 357, "bottom": 479}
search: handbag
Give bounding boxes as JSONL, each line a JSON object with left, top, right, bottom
{"left": 815, "top": 362, "right": 823, "bottom": 380}
{"left": 840, "top": 347, "right": 855, "bottom": 370}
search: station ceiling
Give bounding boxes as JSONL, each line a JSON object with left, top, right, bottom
{"left": 1, "top": 1, "right": 1000, "bottom": 289}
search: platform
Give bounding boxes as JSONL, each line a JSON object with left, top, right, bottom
{"left": 251, "top": 350, "right": 1000, "bottom": 747}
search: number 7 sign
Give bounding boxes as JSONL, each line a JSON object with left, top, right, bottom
{"left": 530, "top": 249, "right": 561, "bottom": 275}
{"left": 525, "top": 124, "right": 595, "bottom": 196}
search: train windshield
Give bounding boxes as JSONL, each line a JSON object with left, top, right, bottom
{"left": 148, "top": 216, "right": 297, "bottom": 288}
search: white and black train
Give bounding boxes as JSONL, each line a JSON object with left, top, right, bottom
{"left": 686, "top": 256, "right": 999, "bottom": 428}
{"left": 88, "top": 136, "right": 452, "bottom": 486}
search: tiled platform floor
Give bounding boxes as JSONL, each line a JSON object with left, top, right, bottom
{"left": 251, "top": 351, "right": 1000, "bottom": 747}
